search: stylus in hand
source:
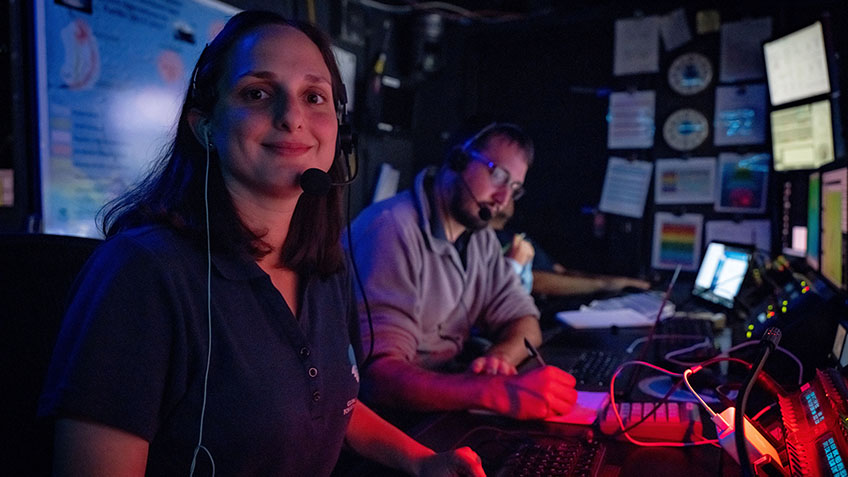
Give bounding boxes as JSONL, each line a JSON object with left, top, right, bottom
{"left": 524, "top": 337, "right": 546, "bottom": 367}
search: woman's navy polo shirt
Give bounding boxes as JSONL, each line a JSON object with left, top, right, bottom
{"left": 39, "top": 225, "right": 361, "bottom": 476}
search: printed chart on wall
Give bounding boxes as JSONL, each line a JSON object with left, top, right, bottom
{"left": 35, "top": 0, "right": 240, "bottom": 238}
{"left": 653, "top": 157, "right": 716, "bottom": 205}
{"left": 652, "top": 212, "right": 703, "bottom": 271}
{"left": 715, "top": 153, "right": 769, "bottom": 214}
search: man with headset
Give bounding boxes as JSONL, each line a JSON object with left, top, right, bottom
{"left": 347, "top": 123, "right": 577, "bottom": 420}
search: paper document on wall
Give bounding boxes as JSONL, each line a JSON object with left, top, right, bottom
{"left": 607, "top": 91, "right": 656, "bottom": 149}
{"left": 660, "top": 8, "right": 691, "bottom": 51}
{"left": 719, "top": 17, "right": 772, "bottom": 82}
{"left": 599, "top": 157, "right": 653, "bottom": 218}
{"left": 705, "top": 219, "right": 771, "bottom": 253}
{"left": 372, "top": 163, "right": 400, "bottom": 203}
{"left": 613, "top": 16, "right": 660, "bottom": 75}
{"left": 713, "top": 84, "right": 767, "bottom": 146}
{"left": 555, "top": 308, "right": 656, "bottom": 330}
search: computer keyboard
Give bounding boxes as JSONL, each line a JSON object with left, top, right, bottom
{"left": 599, "top": 401, "right": 703, "bottom": 441}
{"left": 566, "top": 349, "right": 629, "bottom": 391}
{"left": 495, "top": 437, "right": 604, "bottom": 477}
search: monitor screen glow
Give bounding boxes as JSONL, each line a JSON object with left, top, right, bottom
{"left": 764, "top": 21, "right": 831, "bottom": 107}
{"left": 832, "top": 323, "right": 847, "bottom": 365}
{"left": 771, "top": 100, "right": 835, "bottom": 171}
{"left": 693, "top": 242, "right": 752, "bottom": 309}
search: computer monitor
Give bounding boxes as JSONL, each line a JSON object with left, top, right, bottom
{"left": 830, "top": 321, "right": 848, "bottom": 368}
{"left": 807, "top": 172, "right": 821, "bottom": 270}
{"left": 763, "top": 21, "right": 831, "bottom": 107}
{"left": 820, "top": 167, "right": 846, "bottom": 291}
{"left": 770, "top": 99, "right": 836, "bottom": 171}
{"left": 692, "top": 242, "right": 753, "bottom": 309}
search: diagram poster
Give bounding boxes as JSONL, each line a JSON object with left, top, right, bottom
{"left": 715, "top": 153, "right": 770, "bottom": 214}
{"left": 35, "top": 0, "right": 240, "bottom": 238}
{"left": 652, "top": 212, "right": 703, "bottom": 271}
{"left": 654, "top": 157, "right": 716, "bottom": 204}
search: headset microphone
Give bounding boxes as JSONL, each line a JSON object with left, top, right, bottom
{"left": 299, "top": 168, "right": 358, "bottom": 196}
{"left": 457, "top": 174, "right": 493, "bottom": 221}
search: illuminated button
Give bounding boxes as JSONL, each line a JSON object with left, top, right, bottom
{"left": 308, "top": 367, "right": 318, "bottom": 378}
{"left": 299, "top": 347, "right": 310, "bottom": 359}
{"left": 312, "top": 391, "right": 321, "bottom": 402}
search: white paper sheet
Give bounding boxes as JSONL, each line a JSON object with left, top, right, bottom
{"left": 598, "top": 157, "right": 653, "bottom": 218}
{"left": 372, "top": 163, "right": 400, "bottom": 203}
{"left": 614, "top": 16, "right": 660, "bottom": 76}
{"left": 545, "top": 391, "right": 610, "bottom": 426}
{"left": 555, "top": 308, "right": 657, "bottom": 329}
{"left": 607, "top": 90, "right": 656, "bottom": 149}
{"left": 705, "top": 220, "right": 772, "bottom": 253}
{"left": 660, "top": 8, "right": 691, "bottom": 51}
{"left": 719, "top": 17, "right": 773, "bottom": 82}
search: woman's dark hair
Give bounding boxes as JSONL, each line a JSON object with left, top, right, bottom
{"left": 99, "top": 10, "right": 347, "bottom": 277}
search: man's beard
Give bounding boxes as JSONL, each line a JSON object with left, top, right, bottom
{"left": 449, "top": 182, "right": 488, "bottom": 231}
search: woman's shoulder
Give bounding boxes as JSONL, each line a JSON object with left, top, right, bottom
{"left": 97, "top": 225, "right": 198, "bottom": 265}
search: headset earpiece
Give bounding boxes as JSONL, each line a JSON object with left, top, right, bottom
{"left": 446, "top": 122, "right": 500, "bottom": 172}
{"left": 447, "top": 145, "right": 470, "bottom": 172}
{"left": 337, "top": 112, "right": 354, "bottom": 157}
{"left": 334, "top": 82, "right": 357, "bottom": 182}
{"left": 197, "top": 120, "right": 213, "bottom": 150}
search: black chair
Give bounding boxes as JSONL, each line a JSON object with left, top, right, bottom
{"left": 0, "top": 233, "right": 102, "bottom": 476}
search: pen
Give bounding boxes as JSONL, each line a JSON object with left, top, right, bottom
{"left": 502, "top": 232, "right": 526, "bottom": 253}
{"left": 524, "top": 337, "right": 546, "bottom": 367}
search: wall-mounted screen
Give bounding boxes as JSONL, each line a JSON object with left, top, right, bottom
{"left": 807, "top": 172, "right": 821, "bottom": 270}
{"left": 763, "top": 21, "right": 831, "bottom": 107}
{"left": 34, "top": 0, "right": 240, "bottom": 238}
{"left": 820, "top": 168, "right": 846, "bottom": 291}
{"left": 771, "top": 100, "right": 835, "bottom": 171}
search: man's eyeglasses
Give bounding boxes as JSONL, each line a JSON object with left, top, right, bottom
{"left": 469, "top": 151, "right": 525, "bottom": 200}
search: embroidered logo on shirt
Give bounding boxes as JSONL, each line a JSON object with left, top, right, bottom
{"left": 348, "top": 344, "right": 359, "bottom": 383}
{"left": 344, "top": 398, "right": 357, "bottom": 415}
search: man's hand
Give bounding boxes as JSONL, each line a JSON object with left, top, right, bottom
{"left": 485, "top": 366, "right": 578, "bottom": 420}
{"left": 414, "top": 447, "right": 486, "bottom": 477}
{"left": 605, "top": 276, "right": 651, "bottom": 293}
{"left": 505, "top": 234, "right": 534, "bottom": 266}
{"left": 469, "top": 355, "right": 517, "bottom": 376}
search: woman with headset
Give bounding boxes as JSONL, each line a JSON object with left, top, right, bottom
{"left": 38, "top": 11, "right": 483, "bottom": 476}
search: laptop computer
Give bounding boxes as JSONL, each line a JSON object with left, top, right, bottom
{"left": 548, "top": 247, "right": 752, "bottom": 392}
{"left": 542, "top": 267, "right": 683, "bottom": 392}
{"left": 691, "top": 241, "right": 755, "bottom": 311}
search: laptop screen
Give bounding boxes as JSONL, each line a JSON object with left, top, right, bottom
{"left": 692, "top": 242, "right": 753, "bottom": 309}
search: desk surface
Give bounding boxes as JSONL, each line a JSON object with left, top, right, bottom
{"left": 335, "top": 322, "right": 744, "bottom": 477}
{"left": 335, "top": 405, "right": 741, "bottom": 476}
